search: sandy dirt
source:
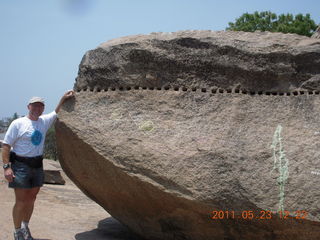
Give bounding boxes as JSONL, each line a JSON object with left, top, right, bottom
{"left": 0, "top": 152, "right": 143, "bottom": 240}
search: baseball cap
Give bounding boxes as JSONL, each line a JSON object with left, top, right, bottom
{"left": 28, "top": 96, "right": 45, "bottom": 105}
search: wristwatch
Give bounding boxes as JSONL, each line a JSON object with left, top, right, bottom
{"left": 3, "top": 163, "right": 11, "bottom": 169}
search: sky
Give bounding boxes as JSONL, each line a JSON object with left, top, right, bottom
{"left": 0, "top": 0, "right": 319, "bottom": 118}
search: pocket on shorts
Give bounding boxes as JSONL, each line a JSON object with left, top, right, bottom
{"left": 11, "top": 161, "right": 31, "bottom": 185}
{"left": 12, "top": 161, "right": 30, "bottom": 173}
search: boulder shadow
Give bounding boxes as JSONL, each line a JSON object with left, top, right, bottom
{"left": 75, "top": 217, "right": 145, "bottom": 240}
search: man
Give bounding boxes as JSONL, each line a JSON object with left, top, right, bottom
{"left": 2, "top": 90, "right": 74, "bottom": 240}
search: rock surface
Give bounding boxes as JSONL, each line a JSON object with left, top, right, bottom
{"left": 312, "top": 26, "right": 320, "bottom": 39}
{"left": 56, "top": 30, "right": 320, "bottom": 240}
{"left": 75, "top": 30, "right": 320, "bottom": 93}
{"left": 43, "top": 159, "right": 66, "bottom": 185}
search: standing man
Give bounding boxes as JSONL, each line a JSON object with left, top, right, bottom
{"left": 2, "top": 90, "right": 74, "bottom": 240}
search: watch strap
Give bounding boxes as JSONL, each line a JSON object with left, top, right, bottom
{"left": 3, "top": 163, "right": 11, "bottom": 169}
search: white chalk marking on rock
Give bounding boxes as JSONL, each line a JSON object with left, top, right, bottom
{"left": 270, "top": 124, "right": 289, "bottom": 213}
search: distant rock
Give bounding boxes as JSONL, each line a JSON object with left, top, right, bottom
{"left": 56, "top": 30, "right": 320, "bottom": 240}
{"left": 43, "top": 160, "right": 65, "bottom": 185}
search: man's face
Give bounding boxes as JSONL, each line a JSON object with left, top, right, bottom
{"left": 28, "top": 102, "right": 45, "bottom": 118}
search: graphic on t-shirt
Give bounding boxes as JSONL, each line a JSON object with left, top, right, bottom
{"left": 31, "top": 130, "right": 42, "bottom": 146}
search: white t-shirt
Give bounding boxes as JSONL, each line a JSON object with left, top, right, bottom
{"left": 3, "top": 111, "right": 57, "bottom": 157}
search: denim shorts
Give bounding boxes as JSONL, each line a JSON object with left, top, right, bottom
{"left": 9, "top": 161, "right": 44, "bottom": 189}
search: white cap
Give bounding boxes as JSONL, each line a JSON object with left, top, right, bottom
{"left": 28, "top": 96, "right": 45, "bottom": 105}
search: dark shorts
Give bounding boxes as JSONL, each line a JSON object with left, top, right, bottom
{"left": 9, "top": 161, "right": 44, "bottom": 189}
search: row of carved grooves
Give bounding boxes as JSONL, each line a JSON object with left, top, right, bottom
{"left": 76, "top": 86, "right": 320, "bottom": 96}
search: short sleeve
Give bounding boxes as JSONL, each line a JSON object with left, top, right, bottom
{"left": 3, "top": 120, "right": 19, "bottom": 146}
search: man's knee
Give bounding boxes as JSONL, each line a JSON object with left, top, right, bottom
{"left": 26, "top": 188, "right": 39, "bottom": 202}
{"left": 15, "top": 188, "right": 39, "bottom": 204}
{"left": 15, "top": 196, "right": 35, "bottom": 206}
{"left": 26, "top": 194, "right": 37, "bottom": 203}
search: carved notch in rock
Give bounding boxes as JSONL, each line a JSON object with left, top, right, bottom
{"left": 56, "top": 30, "right": 320, "bottom": 240}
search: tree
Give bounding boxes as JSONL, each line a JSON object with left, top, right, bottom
{"left": 0, "top": 112, "right": 19, "bottom": 132}
{"left": 0, "top": 119, "right": 5, "bottom": 132}
{"left": 227, "top": 11, "right": 317, "bottom": 37}
{"left": 9, "top": 112, "right": 19, "bottom": 125}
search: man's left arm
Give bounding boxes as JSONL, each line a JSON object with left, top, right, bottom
{"left": 55, "top": 90, "right": 75, "bottom": 113}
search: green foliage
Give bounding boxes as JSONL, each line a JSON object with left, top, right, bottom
{"left": 44, "top": 126, "right": 58, "bottom": 160}
{"left": 227, "top": 11, "right": 317, "bottom": 37}
{"left": 0, "top": 119, "right": 6, "bottom": 132}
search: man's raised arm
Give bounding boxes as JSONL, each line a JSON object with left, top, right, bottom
{"left": 55, "top": 90, "right": 75, "bottom": 113}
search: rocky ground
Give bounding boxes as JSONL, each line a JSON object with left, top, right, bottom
{"left": 0, "top": 151, "right": 143, "bottom": 240}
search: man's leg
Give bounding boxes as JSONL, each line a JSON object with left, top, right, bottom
{"left": 13, "top": 187, "right": 40, "bottom": 229}
{"left": 22, "top": 187, "right": 40, "bottom": 223}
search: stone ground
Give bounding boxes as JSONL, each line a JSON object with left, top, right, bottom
{"left": 0, "top": 151, "right": 143, "bottom": 240}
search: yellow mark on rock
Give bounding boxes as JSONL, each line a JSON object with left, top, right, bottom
{"left": 139, "top": 120, "right": 154, "bottom": 132}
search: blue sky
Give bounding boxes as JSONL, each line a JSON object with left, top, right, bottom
{"left": 0, "top": 0, "right": 319, "bottom": 118}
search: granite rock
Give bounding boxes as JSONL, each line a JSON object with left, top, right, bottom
{"left": 43, "top": 160, "right": 66, "bottom": 185}
{"left": 56, "top": 30, "right": 320, "bottom": 240}
{"left": 311, "top": 26, "right": 320, "bottom": 39}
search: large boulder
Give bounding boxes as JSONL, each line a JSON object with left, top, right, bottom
{"left": 55, "top": 30, "right": 320, "bottom": 240}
